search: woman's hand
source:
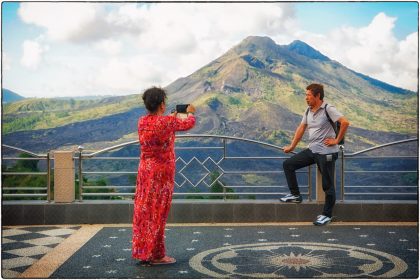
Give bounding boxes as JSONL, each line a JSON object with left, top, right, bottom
{"left": 186, "top": 104, "right": 196, "bottom": 114}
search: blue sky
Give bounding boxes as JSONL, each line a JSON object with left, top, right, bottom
{"left": 2, "top": 2, "right": 418, "bottom": 97}
{"left": 295, "top": 2, "right": 418, "bottom": 40}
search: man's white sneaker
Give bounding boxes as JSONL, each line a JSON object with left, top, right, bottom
{"left": 313, "top": 215, "right": 332, "bottom": 226}
{"left": 280, "top": 193, "right": 302, "bottom": 203}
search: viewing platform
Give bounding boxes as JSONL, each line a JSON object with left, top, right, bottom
{"left": 3, "top": 223, "right": 418, "bottom": 278}
{"left": 1, "top": 136, "right": 418, "bottom": 278}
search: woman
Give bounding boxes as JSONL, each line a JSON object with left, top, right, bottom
{"left": 132, "top": 87, "right": 196, "bottom": 265}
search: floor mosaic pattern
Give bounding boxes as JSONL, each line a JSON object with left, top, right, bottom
{"left": 1, "top": 224, "right": 418, "bottom": 278}
{"left": 49, "top": 225, "right": 418, "bottom": 278}
{"left": 1, "top": 226, "right": 80, "bottom": 278}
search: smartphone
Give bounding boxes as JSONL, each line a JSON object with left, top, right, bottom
{"left": 176, "top": 104, "right": 189, "bottom": 113}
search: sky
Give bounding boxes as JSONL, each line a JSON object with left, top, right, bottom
{"left": 1, "top": 1, "right": 418, "bottom": 98}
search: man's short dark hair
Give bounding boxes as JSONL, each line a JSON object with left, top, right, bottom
{"left": 142, "top": 87, "right": 167, "bottom": 113}
{"left": 306, "top": 84, "right": 324, "bottom": 100}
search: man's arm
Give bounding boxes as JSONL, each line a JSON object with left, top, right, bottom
{"left": 283, "top": 123, "right": 307, "bottom": 153}
{"left": 324, "top": 116, "right": 350, "bottom": 146}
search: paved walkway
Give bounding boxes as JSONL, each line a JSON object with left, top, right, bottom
{"left": 2, "top": 223, "right": 418, "bottom": 278}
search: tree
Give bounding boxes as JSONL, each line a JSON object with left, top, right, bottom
{"left": 209, "top": 171, "right": 238, "bottom": 199}
{"left": 2, "top": 153, "right": 46, "bottom": 200}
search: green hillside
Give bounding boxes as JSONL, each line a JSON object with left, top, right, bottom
{"left": 2, "top": 95, "right": 142, "bottom": 134}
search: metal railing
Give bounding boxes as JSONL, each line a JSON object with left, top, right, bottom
{"left": 1, "top": 136, "right": 417, "bottom": 202}
{"left": 77, "top": 135, "right": 417, "bottom": 201}
{"left": 77, "top": 135, "right": 312, "bottom": 201}
{"left": 1, "top": 145, "right": 51, "bottom": 201}
{"left": 342, "top": 138, "right": 418, "bottom": 201}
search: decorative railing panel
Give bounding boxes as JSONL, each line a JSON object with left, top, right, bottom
{"left": 76, "top": 135, "right": 312, "bottom": 200}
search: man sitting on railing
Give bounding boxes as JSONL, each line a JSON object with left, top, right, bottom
{"left": 280, "top": 83, "right": 350, "bottom": 226}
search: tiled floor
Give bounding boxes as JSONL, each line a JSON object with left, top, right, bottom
{"left": 1, "top": 226, "right": 80, "bottom": 278}
{"left": 1, "top": 223, "right": 418, "bottom": 278}
{"left": 53, "top": 224, "right": 418, "bottom": 278}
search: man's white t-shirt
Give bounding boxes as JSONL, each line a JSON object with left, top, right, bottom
{"left": 301, "top": 101, "right": 343, "bottom": 154}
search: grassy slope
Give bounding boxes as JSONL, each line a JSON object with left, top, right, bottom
{"left": 192, "top": 49, "right": 418, "bottom": 134}
{"left": 3, "top": 95, "right": 142, "bottom": 134}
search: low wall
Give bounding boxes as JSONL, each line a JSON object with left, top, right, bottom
{"left": 2, "top": 200, "right": 417, "bottom": 225}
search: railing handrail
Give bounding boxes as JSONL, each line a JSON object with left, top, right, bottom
{"left": 3, "top": 136, "right": 417, "bottom": 159}
{"left": 80, "top": 135, "right": 418, "bottom": 158}
{"left": 83, "top": 140, "right": 139, "bottom": 158}
{"left": 2, "top": 144, "right": 47, "bottom": 158}
{"left": 82, "top": 134, "right": 287, "bottom": 158}
{"left": 345, "top": 138, "right": 418, "bottom": 156}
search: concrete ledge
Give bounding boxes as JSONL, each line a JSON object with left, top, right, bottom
{"left": 2, "top": 200, "right": 418, "bottom": 225}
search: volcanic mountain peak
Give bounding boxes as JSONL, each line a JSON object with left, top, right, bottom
{"left": 286, "top": 40, "right": 330, "bottom": 61}
{"left": 232, "top": 36, "right": 279, "bottom": 57}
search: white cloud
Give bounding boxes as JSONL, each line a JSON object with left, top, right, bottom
{"left": 57, "top": 3, "right": 298, "bottom": 94}
{"left": 94, "top": 56, "right": 166, "bottom": 93}
{"left": 130, "top": 3, "right": 298, "bottom": 85}
{"left": 9, "top": 3, "right": 418, "bottom": 97}
{"left": 18, "top": 3, "right": 112, "bottom": 42}
{"left": 106, "top": 3, "right": 146, "bottom": 34}
{"left": 388, "top": 32, "right": 418, "bottom": 90}
{"left": 94, "top": 39, "right": 122, "bottom": 56}
{"left": 298, "top": 13, "right": 418, "bottom": 91}
{"left": 136, "top": 3, "right": 297, "bottom": 53}
{"left": 2, "top": 52, "right": 11, "bottom": 71}
{"left": 21, "top": 40, "right": 47, "bottom": 69}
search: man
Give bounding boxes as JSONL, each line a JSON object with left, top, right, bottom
{"left": 280, "top": 83, "right": 350, "bottom": 226}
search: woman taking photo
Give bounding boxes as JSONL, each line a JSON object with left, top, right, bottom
{"left": 132, "top": 87, "right": 196, "bottom": 265}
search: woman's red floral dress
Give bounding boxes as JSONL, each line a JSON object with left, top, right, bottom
{"left": 132, "top": 114, "right": 195, "bottom": 261}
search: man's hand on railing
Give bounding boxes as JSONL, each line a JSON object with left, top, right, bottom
{"left": 282, "top": 145, "right": 294, "bottom": 153}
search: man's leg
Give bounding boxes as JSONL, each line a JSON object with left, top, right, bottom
{"left": 283, "top": 149, "right": 315, "bottom": 196}
{"left": 315, "top": 153, "right": 338, "bottom": 218}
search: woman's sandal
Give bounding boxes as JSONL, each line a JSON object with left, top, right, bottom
{"left": 137, "top": 260, "right": 152, "bottom": 267}
{"left": 150, "top": 256, "right": 176, "bottom": 265}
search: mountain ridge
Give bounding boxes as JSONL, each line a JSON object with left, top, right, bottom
{"left": 2, "top": 36, "right": 417, "bottom": 153}
{"left": 286, "top": 40, "right": 331, "bottom": 61}
{"left": 2, "top": 88, "right": 25, "bottom": 104}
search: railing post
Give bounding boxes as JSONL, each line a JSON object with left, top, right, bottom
{"left": 340, "top": 145, "right": 345, "bottom": 201}
{"left": 53, "top": 151, "right": 75, "bottom": 203}
{"left": 78, "top": 146, "right": 84, "bottom": 202}
{"left": 47, "top": 152, "right": 51, "bottom": 202}
{"left": 308, "top": 165, "right": 312, "bottom": 201}
{"left": 223, "top": 139, "right": 227, "bottom": 200}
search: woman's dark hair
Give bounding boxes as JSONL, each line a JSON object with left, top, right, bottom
{"left": 142, "top": 87, "right": 167, "bottom": 113}
{"left": 306, "top": 83, "right": 324, "bottom": 100}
